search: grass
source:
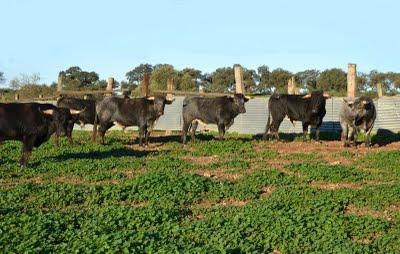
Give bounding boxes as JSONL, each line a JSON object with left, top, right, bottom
{"left": 0, "top": 131, "right": 400, "bottom": 253}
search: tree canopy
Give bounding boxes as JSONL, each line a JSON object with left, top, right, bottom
{"left": 59, "top": 66, "right": 99, "bottom": 89}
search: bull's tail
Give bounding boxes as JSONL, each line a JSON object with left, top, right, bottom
{"left": 92, "top": 111, "right": 98, "bottom": 143}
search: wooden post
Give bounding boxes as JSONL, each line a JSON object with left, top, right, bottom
{"left": 106, "top": 77, "right": 114, "bottom": 96}
{"left": 39, "top": 94, "right": 43, "bottom": 99}
{"left": 377, "top": 82, "right": 384, "bottom": 98}
{"left": 234, "top": 66, "right": 244, "bottom": 94}
{"left": 57, "top": 75, "right": 63, "bottom": 94}
{"left": 287, "top": 76, "right": 297, "bottom": 95}
{"left": 167, "top": 77, "right": 175, "bottom": 100}
{"left": 14, "top": 93, "right": 19, "bottom": 101}
{"left": 347, "top": 63, "right": 357, "bottom": 98}
{"left": 141, "top": 73, "right": 150, "bottom": 97}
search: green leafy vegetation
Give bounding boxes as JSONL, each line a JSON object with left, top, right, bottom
{"left": 0, "top": 131, "right": 399, "bottom": 253}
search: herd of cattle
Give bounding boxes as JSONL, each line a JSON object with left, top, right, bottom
{"left": 0, "top": 91, "right": 376, "bottom": 166}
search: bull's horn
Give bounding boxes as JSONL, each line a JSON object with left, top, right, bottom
{"left": 362, "top": 100, "right": 370, "bottom": 105}
{"left": 147, "top": 96, "right": 155, "bottom": 101}
{"left": 323, "top": 92, "right": 330, "bottom": 98}
{"left": 41, "top": 109, "right": 54, "bottom": 115}
{"left": 244, "top": 95, "right": 251, "bottom": 100}
{"left": 167, "top": 97, "right": 175, "bottom": 102}
{"left": 302, "top": 94, "right": 311, "bottom": 99}
{"left": 70, "top": 109, "right": 83, "bottom": 115}
{"left": 343, "top": 98, "right": 354, "bottom": 105}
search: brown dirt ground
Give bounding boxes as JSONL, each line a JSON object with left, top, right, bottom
{"left": 344, "top": 203, "right": 400, "bottom": 221}
{"left": 182, "top": 155, "right": 219, "bottom": 165}
{"left": 196, "top": 168, "right": 243, "bottom": 181}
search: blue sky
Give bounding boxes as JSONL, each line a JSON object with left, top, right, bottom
{"left": 0, "top": 0, "right": 399, "bottom": 85}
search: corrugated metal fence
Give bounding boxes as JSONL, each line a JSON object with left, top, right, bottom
{"left": 46, "top": 96, "right": 400, "bottom": 134}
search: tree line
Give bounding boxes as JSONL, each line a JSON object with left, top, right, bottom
{"left": 1, "top": 65, "right": 400, "bottom": 99}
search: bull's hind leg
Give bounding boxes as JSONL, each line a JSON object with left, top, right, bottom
{"left": 138, "top": 125, "right": 147, "bottom": 147}
{"left": 217, "top": 123, "right": 226, "bottom": 141}
{"left": 98, "top": 122, "right": 112, "bottom": 145}
{"left": 341, "top": 122, "right": 349, "bottom": 147}
{"left": 181, "top": 121, "right": 191, "bottom": 144}
{"left": 190, "top": 121, "right": 198, "bottom": 143}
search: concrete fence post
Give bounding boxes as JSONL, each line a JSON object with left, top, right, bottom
{"left": 234, "top": 66, "right": 244, "bottom": 94}
{"left": 57, "top": 75, "right": 64, "bottom": 94}
{"left": 167, "top": 77, "right": 175, "bottom": 100}
{"left": 347, "top": 63, "right": 357, "bottom": 98}
{"left": 288, "top": 76, "right": 297, "bottom": 95}
{"left": 377, "top": 82, "right": 384, "bottom": 98}
{"left": 106, "top": 77, "right": 114, "bottom": 96}
{"left": 142, "top": 73, "right": 150, "bottom": 97}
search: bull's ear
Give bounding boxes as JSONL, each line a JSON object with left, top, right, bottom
{"left": 323, "top": 92, "right": 330, "bottom": 98}
{"left": 41, "top": 109, "right": 54, "bottom": 116}
{"left": 244, "top": 95, "right": 250, "bottom": 102}
{"left": 70, "top": 109, "right": 83, "bottom": 115}
{"left": 302, "top": 94, "right": 311, "bottom": 99}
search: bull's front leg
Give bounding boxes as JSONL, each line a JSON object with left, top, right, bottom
{"left": 217, "top": 123, "right": 225, "bottom": 141}
{"left": 20, "top": 136, "right": 34, "bottom": 167}
{"left": 302, "top": 122, "right": 309, "bottom": 142}
{"left": 315, "top": 128, "right": 320, "bottom": 142}
{"left": 138, "top": 125, "right": 146, "bottom": 147}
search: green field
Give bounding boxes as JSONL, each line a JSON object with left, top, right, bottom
{"left": 1, "top": 131, "right": 399, "bottom": 253}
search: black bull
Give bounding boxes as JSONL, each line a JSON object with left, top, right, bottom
{"left": 93, "top": 96, "right": 174, "bottom": 146}
{"left": 56, "top": 96, "right": 97, "bottom": 144}
{"left": 181, "top": 94, "right": 249, "bottom": 144}
{"left": 0, "top": 103, "right": 82, "bottom": 166}
{"left": 263, "top": 91, "right": 330, "bottom": 141}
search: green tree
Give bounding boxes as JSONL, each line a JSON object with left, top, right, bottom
{"left": 269, "top": 68, "right": 292, "bottom": 93}
{"left": 256, "top": 65, "right": 271, "bottom": 94}
{"left": 316, "top": 68, "right": 347, "bottom": 94}
{"left": 0, "top": 72, "right": 5, "bottom": 85}
{"left": 150, "top": 64, "right": 177, "bottom": 91}
{"left": 177, "top": 68, "right": 203, "bottom": 91}
{"left": 60, "top": 66, "right": 99, "bottom": 89}
{"left": 9, "top": 73, "right": 41, "bottom": 90}
{"left": 209, "top": 67, "right": 235, "bottom": 93}
{"left": 295, "top": 69, "right": 320, "bottom": 92}
{"left": 125, "top": 64, "right": 153, "bottom": 86}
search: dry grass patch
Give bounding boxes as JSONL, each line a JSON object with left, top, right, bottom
{"left": 344, "top": 204, "right": 395, "bottom": 221}
{"left": 352, "top": 232, "right": 382, "bottom": 244}
{"left": 260, "top": 186, "right": 276, "bottom": 198}
{"left": 183, "top": 155, "right": 218, "bottom": 165}
{"left": 192, "top": 198, "right": 248, "bottom": 209}
{"left": 310, "top": 180, "right": 398, "bottom": 190}
{"left": 119, "top": 200, "right": 148, "bottom": 208}
{"left": 196, "top": 168, "right": 243, "bottom": 181}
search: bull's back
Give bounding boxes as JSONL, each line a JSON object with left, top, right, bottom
{"left": 0, "top": 103, "right": 46, "bottom": 140}
{"left": 182, "top": 97, "right": 225, "bottom": 123}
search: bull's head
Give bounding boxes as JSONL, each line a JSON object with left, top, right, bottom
{"left": 303, "top": 91, "right": 330, "bottom": 114}
{"left": 229, "top": 93, "right": 250, "bottom": 114}
{"left": 345, "top": 97, "right": 373, "bottom": 126}
{"left": 146, "top": 96, "right": 175, "bottom": 117}
{"left": 40, "top": 107, "right": 83, "bottom": 137}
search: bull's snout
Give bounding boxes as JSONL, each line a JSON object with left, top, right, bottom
{"left": 240, "top": 108, "right": 246, "bottom": 113}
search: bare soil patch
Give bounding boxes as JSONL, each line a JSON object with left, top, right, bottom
{"left": 260, "top": 186, "right": 276, "bottom": 198}
{"left": 183, "top": 155, "right": 218, "bottom": 165}
{"left": 196, "top": 168, "right": 243, "bottom": 181}
{"left": 344, "top": 204, "right": 398, "bottom": 221}
{"left": 192, "top": 198, "right": 248, "bottom": 209}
